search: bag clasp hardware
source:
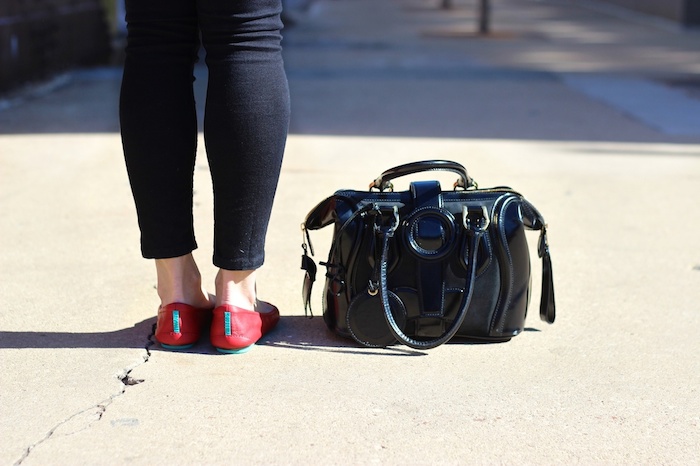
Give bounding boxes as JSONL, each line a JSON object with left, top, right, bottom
{"left": 453, "top": 178, "right": 478, "bottom": 190}
{"left": 367, "top": 205, "right": 400, "bottom": 296}
{"left": 367, "top": 281, "right": 379, "bottom": 296}
{"left": 372, "top": 205, "right": 400, "bottom": 236}
{"left": 462, "top": 205, "right": 490, "bottom": 232}
{"left": 369, "top": 179, "right": 394, "bottom": 192}
{"left": 300, "top": 222, "right": 318, "bottom": 318}
{"left": 300, "top": 222, "right": 314, "bottom": 257}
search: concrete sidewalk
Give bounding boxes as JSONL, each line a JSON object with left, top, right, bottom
{"left": 1, "top": 0, "right": 699, "bottom": 464}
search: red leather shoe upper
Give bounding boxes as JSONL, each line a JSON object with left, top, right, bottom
{"left": 155, "top": 303, "right": 211, "bottom": 347}
{"left": 210, "top": 303, "right": 280, "bottom": 350}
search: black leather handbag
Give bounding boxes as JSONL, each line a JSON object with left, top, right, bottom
{"left": 301, "top": 160, "right": 555, "bottom": 350}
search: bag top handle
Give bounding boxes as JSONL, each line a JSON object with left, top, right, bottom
{"left": 370, "top": 160, "right": 476, "bottom": 192}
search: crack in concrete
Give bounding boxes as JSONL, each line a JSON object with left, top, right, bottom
{"left": 13, "top": 324, "right": 156, "bottom": 466}
{"left": 14, "top": 394, "right": 121, "bottom": 465}
{"left": 115, "top": 322, "right": 155, "bottom": 386}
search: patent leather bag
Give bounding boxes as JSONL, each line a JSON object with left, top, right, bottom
{"left": 300, "top": 161, "right": 555, "bottom": 350}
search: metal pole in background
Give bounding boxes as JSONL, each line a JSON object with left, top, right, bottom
{"left": 478, "top": 0, "right": 491, "bottom": 35}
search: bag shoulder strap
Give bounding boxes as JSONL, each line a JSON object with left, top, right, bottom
{"left": 376, "top": 206, "right": 488, "bottom": 350}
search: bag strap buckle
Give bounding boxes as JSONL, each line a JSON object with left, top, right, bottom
{"left": 462, "top": 205, "right": 490, "bottom": 232}
{"left": 372, "top": 205, "right": 400, "bottom": 236}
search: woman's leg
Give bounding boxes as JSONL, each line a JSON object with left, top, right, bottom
{"left": 155, "top": 254, "right": 213, "bottom": 309}
{"left": 120, "top": 0, "right": 212, "bottom": 308}
{"left": 198, "top": 0, "right": 290, "bottom": 308}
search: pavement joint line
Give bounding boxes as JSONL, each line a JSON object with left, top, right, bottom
{"left": 561, "top": 74, "right": 700, "bottom": 136}
{"left": 0, "top": 67, "right": 119, "bottom": 112}
{"left": 550, "top": 0, "right": 698, "bottom": 33}
{"left": 0, "top": 73, "right": 73, "bottom": 112}
{"left": 12, "top": 325, "right": 155, "bottom": 466}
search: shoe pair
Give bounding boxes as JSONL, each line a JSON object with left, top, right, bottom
{"left": 155, "top": 302, "right": 280, "bottom": 354}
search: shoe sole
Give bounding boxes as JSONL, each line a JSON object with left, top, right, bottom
{"left": 160, "top": 343, "right": 195, "bottom": 350}
{"left": 216, "top": 345, "right": 254, "bottom": 354}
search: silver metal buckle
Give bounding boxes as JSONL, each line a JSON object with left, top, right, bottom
{"left": 462, "top": 205, "right": 490, "bottom": 232}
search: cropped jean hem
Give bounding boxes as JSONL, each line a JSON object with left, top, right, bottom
{"left": 213, "top": 253, "right": 264, "bottom": 271}
{"left": 142, "top": 240, "right": 198, "bottom": 260}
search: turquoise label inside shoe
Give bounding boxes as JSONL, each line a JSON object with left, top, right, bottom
{"left": 172, "top": 310, "right": 181, "bottom": 334}
{"left": 225, "top": 311, "right": 231, "bottom": 336}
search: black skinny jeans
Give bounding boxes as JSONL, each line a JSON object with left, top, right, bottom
{"left": 120, "top": 0, "right": 290, "bottom": 270}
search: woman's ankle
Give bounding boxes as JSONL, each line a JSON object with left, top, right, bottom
{"left": 155, "top": 254, "right": 213, "bottom": 308}
{"left": 215, "top": 269, "right": 257, "bottom": 309}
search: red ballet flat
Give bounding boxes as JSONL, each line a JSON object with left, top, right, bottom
{"left": 155, "top": 303, "right": 212, "bottom": 350}
{"left": 210, "top": 302, "right": 280, "bottom": 354}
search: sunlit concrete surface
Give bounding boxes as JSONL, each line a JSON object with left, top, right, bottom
{"left": 1, "top": 0, "right": 699, "bottom": 464}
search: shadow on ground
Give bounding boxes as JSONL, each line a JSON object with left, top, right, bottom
{"left": 0, "top": 316, "right": 539, "bottom": 355}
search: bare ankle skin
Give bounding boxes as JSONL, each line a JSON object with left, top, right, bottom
{"left": 155, "top": 254, "right": 214, "bottom": 309}
{"left": 215, "top": 269, "right": 260, "bottom": 310}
